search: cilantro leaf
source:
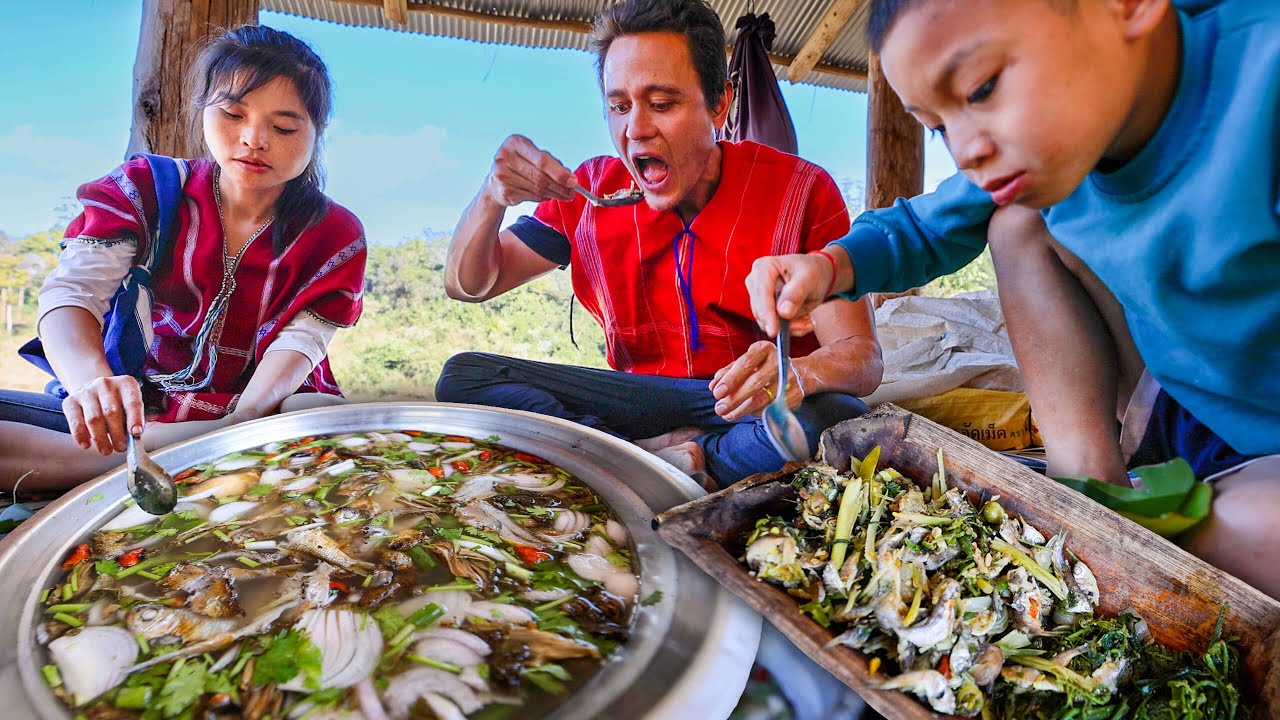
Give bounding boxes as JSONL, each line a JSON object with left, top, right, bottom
{"left": 640, "top": 590, "right": 664, "bottom": 607}
{"left": 157, "top": 660, "right": 206, "bottom": 717}
{"left": 252, "top": 629, "right": 322, "bottom": 688}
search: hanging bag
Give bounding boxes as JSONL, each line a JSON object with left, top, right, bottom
{"left": 18, "top": 154, "right": 187, "bottom": 397}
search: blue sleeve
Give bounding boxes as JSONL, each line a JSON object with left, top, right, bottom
{"left": 508, "top": 215, "right": 571, "bottom": 267}
{"left": 829, "top": 173, "right": 997, "bottom": 298}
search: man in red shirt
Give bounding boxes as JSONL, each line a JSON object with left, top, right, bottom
{"left": 439, "top": 0, "right": 883, "bottom": 488}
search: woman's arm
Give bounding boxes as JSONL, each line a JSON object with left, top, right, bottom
{"left": 228, "top": 349, "right": 317, "bottom": 421}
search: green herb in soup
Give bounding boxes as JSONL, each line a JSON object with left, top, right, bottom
{"left": 39, "top": 431, "right": 640, "bottom": 719}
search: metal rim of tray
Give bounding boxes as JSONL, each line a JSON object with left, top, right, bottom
{"left": 0, "top": 402, "right": 761, "bottom": 720}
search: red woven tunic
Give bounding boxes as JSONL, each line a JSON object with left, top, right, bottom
{"left": 518, "top": 140, "right": 851, "bottom": 379}
{"left": 65, "top": 157, "right": 366, "bottom": 421}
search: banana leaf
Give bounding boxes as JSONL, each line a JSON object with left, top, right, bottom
{"left": 1054, "top": 459, "right": 1211, "bottom": 538}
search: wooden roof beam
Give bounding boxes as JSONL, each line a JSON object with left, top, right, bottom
{"left": 787, "top": 0, "right": 864, "bottom": 84}
{"left": 383, "top": 0, "right": 408, "bottom": 25}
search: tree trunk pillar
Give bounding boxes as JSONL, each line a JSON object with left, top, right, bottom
{"left": 128, "top": 0, "right": 259, "bottom": 158}
{"left": 865, "top": 51, "right": 923, "bottom": 210}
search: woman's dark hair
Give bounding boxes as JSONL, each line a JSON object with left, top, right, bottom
{"left": 188, "top": 25, "right": 332, "bottom": 255}
{"left": 590, "top": 0, "right": 727, "bottom": 110}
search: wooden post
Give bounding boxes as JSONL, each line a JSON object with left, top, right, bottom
{"left": 865, "top": 51, "right": 924, "bottom": 301}
{"left": 865, "top": 52, "right": 923, "bottom": 210}
{"left": 128, "top": 0, "right": 260, "bottom": 158}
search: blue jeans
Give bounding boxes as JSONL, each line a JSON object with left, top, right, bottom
{"left": 435, "top": 352, "right": 869, "bottom": 486}
{"left": 0, "top": 389, "right": 69, "bottom": 433}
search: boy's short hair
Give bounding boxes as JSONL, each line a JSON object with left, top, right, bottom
{"left": 590, "top": 0, "right": 728, "bottom": 110}
{"left": 869, "top": 0, "right": 1076, "bottom": 53}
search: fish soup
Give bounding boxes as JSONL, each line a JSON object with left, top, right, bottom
{"left": 38, "top": 431, "right": 641, "bottom": 719}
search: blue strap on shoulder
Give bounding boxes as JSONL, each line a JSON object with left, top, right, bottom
{"left": 18, "top": 154, "right": 186, "bottom": 396}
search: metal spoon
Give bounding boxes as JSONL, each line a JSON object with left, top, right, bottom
{"left": 573, "top": 184, "right": 645, "bottom": 208}
{"left": 126, "top": 433, "right": 177, "bottom": 515}
{"left": 763, "top": 318, "right": 810, "bottom": 462}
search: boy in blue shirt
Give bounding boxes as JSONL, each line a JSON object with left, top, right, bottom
{"left": 744, "top": 0, "right": 1279, "bottom": 598}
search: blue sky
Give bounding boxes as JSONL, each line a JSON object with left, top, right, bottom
{"left": 0, "top": 1, "right": 956, "bottom": 244}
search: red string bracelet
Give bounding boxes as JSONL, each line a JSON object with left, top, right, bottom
{"left": 809, "top": 249, "right": 839, "bottom": 299}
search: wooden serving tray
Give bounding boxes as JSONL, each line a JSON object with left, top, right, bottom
{"left": 655, "top": 405, "right": 1280, "bottom": 719}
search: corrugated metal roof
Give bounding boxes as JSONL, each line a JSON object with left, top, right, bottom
{"left": 260, "top": 0, "right": 870, "bottom": 92}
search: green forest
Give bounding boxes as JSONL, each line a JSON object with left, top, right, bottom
{"left": 0, "top": 225, "right": 993, "bottom": 401}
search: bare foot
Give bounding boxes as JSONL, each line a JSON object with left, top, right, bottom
{"left": 634, "top": 426, "right": 703, "bottom": 452}
{"left": 651, "top": 441, "right": 718, "bottom": 492}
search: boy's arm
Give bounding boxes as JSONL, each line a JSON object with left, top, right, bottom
{"left": 831, "top": 172, "right": 995, "bottom": 297}
{"left": 747, "top": 173, "right": 996, "bottom": 337}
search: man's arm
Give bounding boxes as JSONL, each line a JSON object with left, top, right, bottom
{"left": 710, "top": 298, "right": 882, "bottom": 421}
{"left": 445, "top": 135, "right": 576, "bottom": 302}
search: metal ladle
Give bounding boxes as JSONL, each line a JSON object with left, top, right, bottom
{"left": 126, "top": 433, "right": 177, "bottom": 515}
{"left": 762, "top": 318, "right": 810, "bottom": 462}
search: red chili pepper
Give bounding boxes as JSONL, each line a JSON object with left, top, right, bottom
{"left": 316, "top": 449, "right": 338, "bottom": 465}
{"left": 427, "top": 466, "right": 446, "bottom": 478}
{"left": 329, "top": 579, "right": 350, "bottom": 594}
{"left": 174, "top": 467, "right": 203, "bottom": 484}
{"left": 478, "top": 450, "right": 493, "bottom": 461}
{"left": 938, "top": 655, "right": 951, "bottom": 681}
{"left": 403, "top": 430, "right": 424, "bottom": 437}
{"left": 118, "top": 548, "right": 145, "bottom": 568}
{"left": 513, "top": 452, "right": 546, "bottom": 464}
{"left": 61, "top": 543, "right": 91, "bottom": 571}
{"left": 452, "top": 461, "right": 471, "bottom": 474}
{"left": 1028, "top": 596, "right": 1040, "bottom": 621}
{"left": 513, "top": 545, "right": 551, "bottom": 565}
{"left": 300, "top": 436, "right": 317, "bottom": 445}
{"left": 444, "top": 435, "right": 473, "bottom": 443}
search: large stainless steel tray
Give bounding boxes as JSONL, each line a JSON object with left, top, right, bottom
{"left": 0, "top": 402, "right": 761, "bottom": 720}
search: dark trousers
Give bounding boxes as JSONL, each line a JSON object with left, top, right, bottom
{"left": 0, "top": 389, "right": 69, "bottom": 432}
{"left": 435, "top": 352, "right": 869, "bottom": 486}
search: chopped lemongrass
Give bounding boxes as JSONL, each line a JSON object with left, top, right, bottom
{"left": 362, "top": 574, "right": 373, "bottom": 588}
{"left": 68, "top": 572, "right": 78, "bottom": 595}
{"left": 52, "top": 612, "right": 84, "bottom": 628}
{"left": 136, "top": 634, "right": 151, "bottom": 656}
{"left": 44, "top": 603, "right": 93, "bottom": 614}
{"left": 213, "top": 529, "right": 233, "bottom": 543}
{"left": 61, "top": 584, "right": 73, "bottom": 601}
{"left": 236, "top": 556, "right": 261, "bottom": 568}
{"left": 407, "top": 655, "right": 461, "bottom": 673}
{"left": 991, "top": 538, "right": 1068, "bottom": 600}
{"left": 426, "top": 581, "right": 477, "bottom": 592}
{"left": 41, "top": 663, "right": 62, "bottom": 688}
{"left": 243, "top": 540, "right": 278, "bottom": 551}
{"left": 40, "top": 588, "right": 50, "bottom": 604}
{"left": 136, "top": 570, "right": 162, "bottom": 581}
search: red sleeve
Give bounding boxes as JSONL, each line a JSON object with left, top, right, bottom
{"left": 63, "top": 157, "right": 158, "bottom": 261}
{"left": 529, "top": 159, "right": 596, "bottom": 243}
{"left": 303, "top": 205, "right": 367, "bottom": 329}
{"left": 797, "top": 167, "right": 852, "bottom": 253}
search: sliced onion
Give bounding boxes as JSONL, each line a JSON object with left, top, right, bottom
{"left": 385, "top": 433, "right": 412, "bottom": 443}
{"left": 259, "top": 468, "right": 296, "bottom": 485}
{"left": 209, "top": 501, "right": 259, "bottom": 523}
{"left": 465, "top": 601, "right": 536, "bottom": 625}
{"left": 101, "top": 501, "right": 204, "bottom": 531}
{"left": 340, "top": 436, "right": 371, "bottom": 448}
{"left": 409, "top": 441, "right": 440, "bottom": 452}
{"left": 441, "top": 450, "right": 482, "bottom": 465}
{"left": 214, "top": 457, "right": 260, "bottom": 471}
{"left": 439, "top": 441, "right": 474, "bottom": 451}
{"left": 49, "top": 626, "right": 138, "bottom": 705}
{"left": 262, "top": 441, "right": 285, "bottom": 454}
{"left": 282, "top": 475, "right": 318, "bottom": 492}
{"left": 367, "top": 432, "right": 388, "bottom": 443}
{"left": 283, "top": 608, "right": 382, "bottom": 691}
{"left": 356, "top": 677, "right": 390, "bottom": 720}
{"left": 325, "top": 459, "right": 357, "bottom": 476}
{"left": 605, "top": 519, "right": 630, "bottom": 546}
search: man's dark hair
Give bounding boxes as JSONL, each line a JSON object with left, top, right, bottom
{"left": 590, "top": 0, "right": 727, "bottom": 109}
